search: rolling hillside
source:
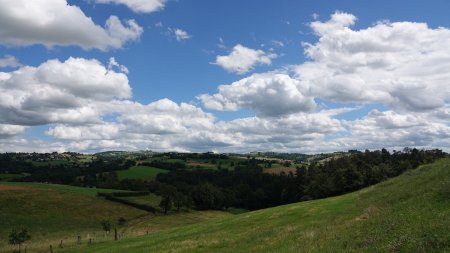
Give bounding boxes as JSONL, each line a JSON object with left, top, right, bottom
{"left": 64, "top": 158, "right": 450, "bottom": 253}
{"left": 0, "top": 183, "right": 230, "bottom": 253}
{"left": 0, "top": 183, "right": 146, "bottom": 252}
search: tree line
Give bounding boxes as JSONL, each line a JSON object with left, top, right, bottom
{"left": 153, "top": 148, "right": 446, "bottom": 211}
{"left": 1, "top": 148, "right": 446, "bottom": 212}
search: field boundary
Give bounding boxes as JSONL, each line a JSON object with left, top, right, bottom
{"left": 97, "top": 192, "right": 158, "bottom": 213}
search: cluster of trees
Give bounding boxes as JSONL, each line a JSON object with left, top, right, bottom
{"left": 294, "top": 148, "right": 444, "bottom": 200}
{"left": 0, "top": 155, "right": 134, "bottom": 186}
{"left": 156, "top": 164, "right": 296, "bottom": 210}
{"left": 155, "top": 148, "right": 446, "bottom": 211}
{"left": 156, "top": 185, "right": 190, "bottom": 214}
{"left": 141, "top": 160, "right": 187, "bottom": 171}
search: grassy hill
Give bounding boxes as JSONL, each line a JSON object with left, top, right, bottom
{"left": 117, "top": 166, "right": 169, "bottom": 180}
{"left": 0, "top": 183, "right": 145, "bottom": 252}
{"left": 0, "top": 183, "right": 229, "bottom": 253}
{"left": 63, "top": 158, "right": 450, "bottom": 253}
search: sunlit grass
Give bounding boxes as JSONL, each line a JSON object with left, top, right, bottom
{"left": 63, "top": 158, "right": 450, "bottom": 253}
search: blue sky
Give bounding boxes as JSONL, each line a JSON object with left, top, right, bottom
{"left": 0, "top": 0, "right": 449, "bottom": 153}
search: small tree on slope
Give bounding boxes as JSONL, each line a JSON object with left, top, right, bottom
{"left": 8, "top": 229, "right": 31, "bottom": 253}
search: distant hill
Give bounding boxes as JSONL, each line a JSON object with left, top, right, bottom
{"left": 63, "top": 158, "right": 450, "bottom": 253}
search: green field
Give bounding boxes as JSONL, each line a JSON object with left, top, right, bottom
{"left": 0, "top": 182, "right": 229, "bottom": 253}
{"left": 63, "top": 158, "right": 450, "bottom": 253}
{"left": 187, "top": 157, "right": 246, "bottom": 170}
{"left": 0, "top": 182, "right": 128, "bottom": 196}
{"left": 0, "top": 183, "right": 145, "bottom": 253}
{"left": 117, "top": 166, "right": 169, "bottom": 180}
{"left": 117, "top": 194, "right": 162, "bottom": 209}
{"left": 123, "top": 211, "right": 232, "bottom": 236}
{"left": 0, "top": 173, "right": 27, "bottom": 182}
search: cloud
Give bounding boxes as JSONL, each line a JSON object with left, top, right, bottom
{"left": 0, "top": 0, "right": 143, "bottom": 50}
{"left": 1, "top": 11, "right": 450, "bottom": 153}
{"left": 295, "top": 11, "right": 450, "bottom": 112}
{"left": 94, "top": 0, "right": 166, "bottom": 13}
{"left": 44, "top": 98, "right": 226, "bottom": 152}
{"left": 173, "top": 28, "right": 191, "bottom": 41}
{"left": 214, "top": 44, "right": 277, "bottom": 74}
{"left": 309, "top": 11, "right": 356, "bottom": 36}
{"left": 42, "top": 103, "right": 347, "bottom": 153}
{"left": 198, "top": 73, "right": 315, "bottom": 117}
{"left": 272, "top": 40, "right": 284, "bottom": 47}
{"left": 118, "top": 98, "right": 215, "bottom": 135}
{"left": 46, "top": 123, "right": 119, "bottom": 140}
{"left": 218, "top": 37, "right": 226, "bottom": 49}
{"left": 0, "top": 124, "right": 26, "bottom": 138}
{"left": 0, "top": 55, "right": 21, "bottom": 68}
{"left": 0, "top": 57, "right": 131, "bottom": 125}
{"left": 312, "top": 13, "right": 319, "bottom": 20}
{"left": 108, "top": 57, "right": 129, "bottom": 74}
{"left": 339, "top": 110, "right": 450, "bottom": 149}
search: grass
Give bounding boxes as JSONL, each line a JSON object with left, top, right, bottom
{"left": 0, "top": 182, "right": 229, "bottom": 253}
{"left": 0, "top": 183, "right": 146, "bottom": 253}
{"left": 187, "top": 158, "right": 245, "bottom": 170}
{"left": 263, "top": 167, "right": 297, "bottom": 175}
{"left": 117, "top": 166, "right": 169, "bottom": 180}
{"left": 0, "top": 182, "right": 127, "bottom": 196}
{"left": 63, "top": 158, "right": 450, "bottom": 253}
{"left": 123, "top": 211, "right": 232, "bottom": 237}
{"left": 0, "top": 173, "right": 27, "bottom": 182}
{"left": 117, "top": 194, "right": 162, "bottom": 208}
{"left": 76, "top": 155, "right": 95, "bottom": 163}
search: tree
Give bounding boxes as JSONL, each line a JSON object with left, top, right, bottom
{"left": 8, "top": 229, "right": 31, "bottom": 253}
{"left": 191, "top": 183, "right": 216, "bottom": 210}
{"left": 157, "top": 185, "right": 177, "bottom": 215}
{"left": 100, "top": 220, "right": 112, "bottom": 235}
{"left": 221, "top": 189, "right": 236, "bottom": 210}
{"left": 172, "top": 191, "right": 188, "bottom": 211}
{"left": 159, "top": 195, "right": 173, "bottom": 215}
{"left": 117, "top": 217, "right": 127, "bottom": 226}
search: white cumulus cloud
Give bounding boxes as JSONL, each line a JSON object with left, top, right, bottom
{"left": 296, "top": 11, "right": 450, "bottom": 112}
{"left": 339, "top": 110, "right": 450, "bottom": 150}
{"left": 0, "top": 0, "right": 143, "bottom": 50}
{"left": 198, "top": 73, "right": 315, "bottom": 117}
{"left": 47, "top": 123, "right": 120, "bottom": 140}
{"left": 0, "top": 57, "right": 131, "bottom": 125}
{"left": 0, "top": 124, "right": 27, "bottom": 138}
{"left": 214, "top": 44, "right": 277, "bottom": 74}
{"left": 94, "top": 0, "right": 166, "bottom": 13}
{"left": 173, "top": 28, "right": 191, "bottom": 41}
{"left": 1, "top": 11, "right": 450, "bottom": 153}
